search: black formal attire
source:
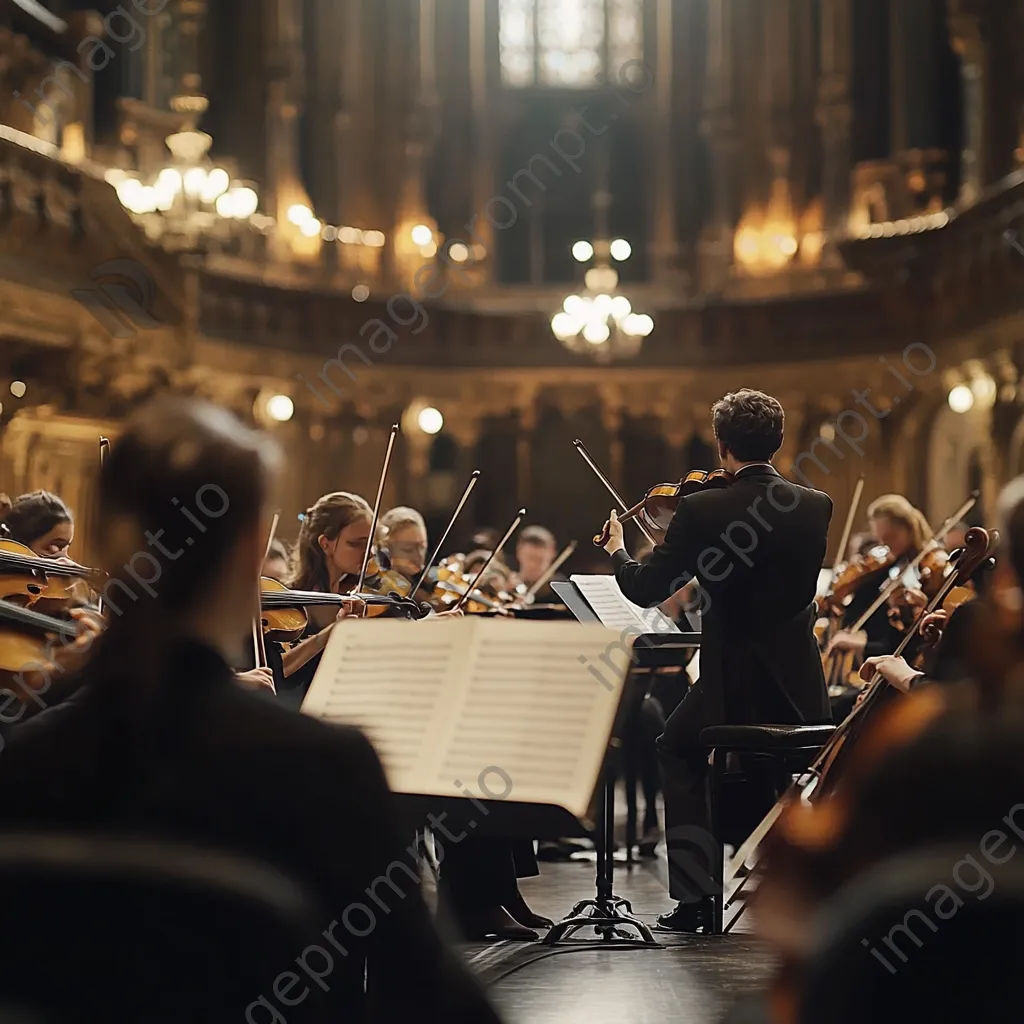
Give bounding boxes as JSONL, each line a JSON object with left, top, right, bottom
{"left": 0, "top": 640, "right": 499, "bottom": 1022}
{"left": 613, "top": 463, "right": 832, "bottom": 902}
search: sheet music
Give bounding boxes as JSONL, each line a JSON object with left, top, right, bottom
{"left": 302, "top": 619, "right": 630, "bottom": 819}
{"left": 300, "top": 625, "right": 464, "bottom": 782}
{"left": 570, "top": 574, "right": 680, "bottom": 634}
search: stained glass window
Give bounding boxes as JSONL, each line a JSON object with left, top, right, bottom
{"left": 499, "top": 0, "right": 644, "bottom": 88}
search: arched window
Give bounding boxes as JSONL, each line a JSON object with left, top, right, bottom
{"left": 499, "top": 0, "right": 644, "bottom": 88}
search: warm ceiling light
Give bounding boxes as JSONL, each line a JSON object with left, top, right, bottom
{"left": 411, "top": 224, "right": 433, "bottom": 246}
{"left": 417, "top": 407, "right": 444, "bottom": 435}
{"left": 201, "top": 167, "right": 230, "bottom": 203}
{"left": 448, "top": 242, "right": 470, "bottom": 263}
{"left": 610, "top": 238, "right": 632, "bottom": 261}
{"left": 363, "top": 230, "right": 386, "bottom": 247}
{"left": 287, "top": 203, "right": 313, "bottom": 226}
{"left": 10, "top": 380, "right": 27, "bottom": 398}
{"left": 182, "top": 167, "right": 207, "bottom": 198}
{"left": 971, "top": 374, "right": 997, "bottom": 410}
{"left": 299, "top": 218, "right": 322, "bottom": 238}
{"left": 265, "top": 394, "right": 295, "bottom": 423}
{"left": 352, "top": 284, "right": 370, "bottom": 302}
{"left": 948, "top": 385, "right": 974, "bottom": 414}
{"left": 572, "top": 240, "right": 594, "bottom": 262}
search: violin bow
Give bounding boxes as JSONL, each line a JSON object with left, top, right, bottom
{"left": 523, "top": 540, "right": 577, "bottom": 604}
{"left": 355, "top": 424, "right": 400, "bottom": 615}
{"left": 827, "top": 474, "right": 864, "bottom": 590}
{"left": 96, "top": 436, "right": 110, "bottom": 616}
{"left": 842, "top": 491, "right": 978, "bottom": 636}
{"left": 455, "top": 508, "right": 526, "bottom": 612}
{"left": 573, "top": 439, "right": 657, "bottom": 547}
{"left": 253, "top": 510, "right": 281, "bottom": 671}
{"left": 411, "top": 469, "right": 481, "bottom": 598}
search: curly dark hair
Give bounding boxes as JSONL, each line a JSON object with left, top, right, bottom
{"left": 711, "top": 389, "right": 785, "bottom": 462}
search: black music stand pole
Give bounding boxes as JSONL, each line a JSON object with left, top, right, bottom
{"left": 543, "top": 738, "right": 659, "bottom": 946}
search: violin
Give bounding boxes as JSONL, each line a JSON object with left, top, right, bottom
{"left": 428, "top": 556, "right": 506, "bottom": 613}
{"left": 0, "top": 539, "right": 106, "bottom": 607}
{"left": 593, "top": 470, "right": 734, "bottom": 547}
{"left": 884, "top": 547, "right": 951, "bottom": 631}
{"left": 821, "top": 544, "right": 896, "bottom": 614}
{"left": 260, "top": 576, "right": 425, "bottom": 641}
{"left": 0, "top": 597, "right": 83, "bottom": 674}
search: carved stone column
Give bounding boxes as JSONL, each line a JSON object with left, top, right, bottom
{"left": 764, "top": 0, "right": 794, "bottom": 181}
{"left": 648, "top": 0, "right": 683, "bottom": 287}
{"left": 264, "top": 0, "right": 312, "bottom": 261}
{"left": 516, "top": 400, "right": 536, "bottom": 510}
{"left": 464, "top": 0, "right": 496, "bottom": 282}
{"left": 392, "top": 0, "right": 441, "bottom": 289}
{"left": 948, "top": 2, "right": 986, "bottom": 204}
{"left": 700, "top": 0, "right": 740, "bottom": 291}
{"left": 816, "top": 0, "right": 853, "bottom": 262}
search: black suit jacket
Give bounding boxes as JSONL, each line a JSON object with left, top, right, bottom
{"left": 0, "top": 641, "right": 499, "bottom": 1023}
{"left": 615, "top": 465, "right": 832, "bottom": 726}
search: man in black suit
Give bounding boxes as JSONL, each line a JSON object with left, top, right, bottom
{"left": 601, "top": 389, "right": 832, "bottom": 931}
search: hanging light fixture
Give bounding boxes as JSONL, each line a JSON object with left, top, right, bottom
{"left": 551, "top": 244, "right": 653, "bottom": 362}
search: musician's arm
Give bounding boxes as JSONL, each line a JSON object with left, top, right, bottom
{"left": 611, "top": 500, "right": 701, "bottom": 608}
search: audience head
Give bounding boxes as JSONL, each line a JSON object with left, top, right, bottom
{"left": 292, "top": 492, "right": 372, "bottom": 591}
{"left": 0, "top": 489, "right": 74, "bottom": 557}
{"left": 711, "top": 389, "right": 785, "bottom": 469}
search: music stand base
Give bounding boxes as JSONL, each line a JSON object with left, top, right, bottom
{"left": 543, "top": 896, "right": 660, "bottom": 946}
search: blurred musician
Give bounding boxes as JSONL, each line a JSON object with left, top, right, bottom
{"left": 514, "top": 525, "right": 565, "bottom": 603}
{"left": 827, "top": 494, "right": 933, "bottom": 663}
{"left": 0, "top": 397, "right": 500, "bottom": 1022}
{"left": 262, "top": 537, "right": 290, "bottom": 581}
{"left": 600, "top": 389, "right": 833, "bottom": 932}
{"left": 379, "top": 506, "right": 429, "bottom": 579}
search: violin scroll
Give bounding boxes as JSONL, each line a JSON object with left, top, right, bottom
{"left": 592, "top": 469, "right": 734, "bottom": 549}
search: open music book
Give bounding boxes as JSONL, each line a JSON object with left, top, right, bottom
{"left": 301, "top": 618, "right": 632, "bottom": 820}
{"left": 568, "top": 574, "right": 681, "bottom": 634}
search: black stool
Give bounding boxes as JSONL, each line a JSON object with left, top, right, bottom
{"left": 700, "top": 723, "right": 836, "bottom": 933}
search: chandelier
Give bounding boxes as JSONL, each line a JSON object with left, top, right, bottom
{"left": 107, "top": 128, "right": 262, "bottom": 249}
{"left": 551, "top": 258, "right": 654, "bottom": 363}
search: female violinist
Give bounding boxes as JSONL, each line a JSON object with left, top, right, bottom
{"left": 1, "top": 490, "right": 75, "bottom": 559}
{"left": 0, "top": 492, "right": 104, "bottom": 715}
{"left": 268, "top": 492, "right": 368, "bottom": 707}
{"left": 825, "top": 495, "right": 938, "bottom": 672}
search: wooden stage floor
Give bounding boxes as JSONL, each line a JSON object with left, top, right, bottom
{"left": 463, "top": 856, "right": 775, "bottom": 1023}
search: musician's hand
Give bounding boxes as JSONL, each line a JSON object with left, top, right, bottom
{"left": 602, "top": 510, "right": 625, "bottom": 555}
{"left": 336, "top": 597, "right": 365, "bottom": 620}
{"left": 431, "top": 608, "right": 464, "bottom": 619}
{"left": 859, "top": 655, "right": 919, "bottom": 693}
{"left": 918, "top": 609, "right": 948, "bottom": 637}
{"left": 900, "top": 587, "right": 928, "bottom": 609}
{"left": 234, "top": 667, "right": 276, "bottom": 695}
{"left": 48, "top": 606, "right": 105, "bottom": 674}
{"left": 825, "top": 629, "right": 867, "bottom": 656}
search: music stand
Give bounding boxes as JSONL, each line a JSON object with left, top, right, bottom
{"left": 543, "top": 580, "right": 701, "bottom": 946}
